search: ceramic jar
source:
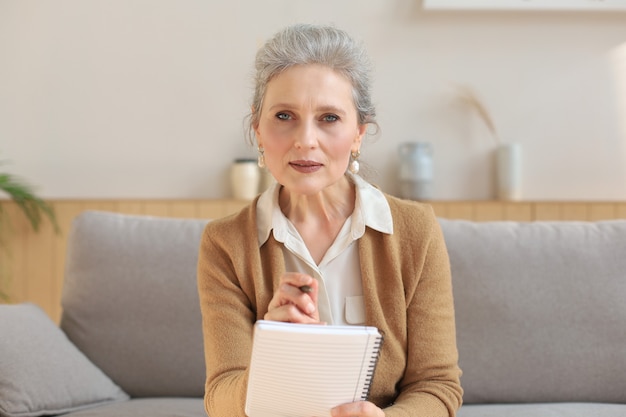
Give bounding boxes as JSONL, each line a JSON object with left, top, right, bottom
{"left": 230, "top": 159, "right": 260, "bottom": 200}
{"left": 398, "top": 142, "right": 434, "bottom": 200}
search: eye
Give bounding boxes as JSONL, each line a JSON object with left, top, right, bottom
{"left": 322, "top": 114, "right": 339, "bottom": 122}
{"left": 275, "top": 112, "right": 291, "bottom": 121}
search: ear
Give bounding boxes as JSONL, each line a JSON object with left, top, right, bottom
{"left": 353, "top": 124, "right": 366, "bottom": 150}
{"left": 251, "top": 106, "right": 262, "bottom": 145}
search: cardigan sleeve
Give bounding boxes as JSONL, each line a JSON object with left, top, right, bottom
{"left": 197, "top": 214, "right": 256, "bottom": 417}
{"left": 383, "top": 202, "right": 463, "bottom": 417}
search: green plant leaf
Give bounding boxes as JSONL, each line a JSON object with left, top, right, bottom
{"left": 0, "top": 172, "right": 59, "bottom": 233}
{"left": 0, "top": 160, "right": 61, "bottom": 303}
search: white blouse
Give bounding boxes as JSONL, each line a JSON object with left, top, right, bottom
{"left": 256, "top": 174, "right": 393, "bottom": 325}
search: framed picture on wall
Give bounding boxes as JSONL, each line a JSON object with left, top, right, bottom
{"left": 423, "top": 0, "right": 626, "bottom": 10}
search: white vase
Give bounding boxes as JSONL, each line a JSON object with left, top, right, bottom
{"left": 230, "top": 159, "right": 260, "bottom": 200}
{"left": 495, "top": 143, "right": 522, "bottom": 201}
{"left": 398, "top": 142, "right": 434, "bottom": 200}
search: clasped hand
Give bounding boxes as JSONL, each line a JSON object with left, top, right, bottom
{"left": 264, "top": 272, "right": 322, "bottom": 324}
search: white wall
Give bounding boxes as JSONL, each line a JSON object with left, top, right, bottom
{"left": 1, "top": 0, "right": 626, "bottom": 200}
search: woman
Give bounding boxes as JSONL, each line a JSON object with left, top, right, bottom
{"left": 197, "top": 23, "right": 462, "bottom": 417}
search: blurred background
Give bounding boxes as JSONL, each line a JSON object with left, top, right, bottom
{"left": 2, "top": 0, "right": 626, "bottom": 201}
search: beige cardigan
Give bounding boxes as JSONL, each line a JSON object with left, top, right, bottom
{"left": 197, "top": 193, "right": 462, "bottom": 417}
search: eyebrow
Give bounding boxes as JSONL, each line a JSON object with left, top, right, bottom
{"left": 267, "top": 103, "right": 348, "bottom": 116}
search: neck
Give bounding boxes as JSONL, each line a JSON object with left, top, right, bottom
{"left": 279, "top": 176, "right": 355, "bottom": 226}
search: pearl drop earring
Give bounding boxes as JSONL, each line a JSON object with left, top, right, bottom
{"left": 349, "top": 150, "right": 360, "bottom": 174}
{"left": 257, "top": 147, "right": 265, "bottom": 168}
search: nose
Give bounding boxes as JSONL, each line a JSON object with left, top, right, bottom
{"left": 294, "top": 119, "right": 318, "bottom": 149}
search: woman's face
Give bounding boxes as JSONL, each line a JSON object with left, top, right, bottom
{"left": 254, "top": 64, "right": 366, "bottom": 196}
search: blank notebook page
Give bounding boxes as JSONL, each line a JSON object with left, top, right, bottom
{"left": 245, "top": 320, "right": 383, "bottom": 417}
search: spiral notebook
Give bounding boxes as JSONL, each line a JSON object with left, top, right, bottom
{"left": 245, "top": 320, "right": 383, "bottom": 417}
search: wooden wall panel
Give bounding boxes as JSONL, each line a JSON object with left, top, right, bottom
{"left": 1, "top": 199, "right": 625, "bottom": 322}
{"left": 24, "top": 219, "right": 55, "bottom": 319}
{"left": 533, "top": 203, "right": 562, "bottom": 220}
{"left": 1, "top": 204, "right": 28, "bottom": 303}
{"left": 588, "top": 203, "right": 617, "bottom": 221}
{"left": 562, "top": 203, "right": 588, "bottom": 220}
{"left": 504, "top": 203, "right": 533, "bottom": 221}
{"left": 444, "top": 203, "right": 474, "bottom": 220}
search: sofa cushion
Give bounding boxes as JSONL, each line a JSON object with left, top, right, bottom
{"left": 439, "top": 219, "right": 626, "bottom": 404}
{"left": 61, "top": 398, "right": 205, "bottom": 417}
{"left": 60, "top": 211, "right": 210, "bottom": 398}
{"left": 458, "top": 402, "right": 626, "bottom": 417}
{"left": 0, "top": 303, "right": 128, "bottom": 417}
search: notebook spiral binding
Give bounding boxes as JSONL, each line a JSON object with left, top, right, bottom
{"left": 360, "top": 334, "right": 385, "bottom": 401}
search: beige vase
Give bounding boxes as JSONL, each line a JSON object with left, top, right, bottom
{"left": 230, "top": 159, "right": 260, "bottom": 200}
{"left": 495, "top": 143, "right": 522, "bottom": 200}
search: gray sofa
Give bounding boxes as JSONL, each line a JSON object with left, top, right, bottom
{"left": 1, "top": 210, "right": 625, "bottom": 417}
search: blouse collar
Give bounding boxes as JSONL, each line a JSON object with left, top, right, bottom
{"left": 256, "top": 173, "right": 393, "bottom": 246}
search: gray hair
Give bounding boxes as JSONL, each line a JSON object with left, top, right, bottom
{"left": 247, "top": 23, "right": 377, "bottom": 144}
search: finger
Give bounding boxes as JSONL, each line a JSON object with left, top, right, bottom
{"left": 281, "top": 272, "right": 316, "bottom": 289}
{"left": 263, "top": 303, "right": 321, "bottom": 324}
{"left": 281, "top": 273, "right": 319, "bottom": 305}
{"left": 294, "top": 278, "right": 321, "bottom": 319}
{"left": 265, "top": 274, "right": 321, "bottom": 323}
{"left": 274, "top": 274, "right": 319, "bottom": 316}
{"left": 330, "top": 401, "right": 384, "bottom": 417}
{"left": 305, "top": 278, "right": 320, "bottom": 308}
{"left": 266, "top": 274, "right": 307, "bottom": 308}
{"left": 277, "top": 282, "right": 317, "bottom": 315}
{"left": 298, "top": 284, "right": 313, "bottom": 293}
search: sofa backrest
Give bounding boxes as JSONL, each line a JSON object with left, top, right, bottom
{"left": 60, "top": 211, "right": 209, "bottom": 398}
{"left": 60, "top": 211, "right": 626, "bottom": 404}
{"left": 439, "top": 219, "right": 626, "bottom": 404}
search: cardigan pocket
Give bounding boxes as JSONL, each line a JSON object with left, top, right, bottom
{"left": 345, "top": 295, "right": 366, "bottom": 324}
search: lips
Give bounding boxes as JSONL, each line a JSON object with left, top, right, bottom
{"left": 289, "top": 160, "right": 322, "bottom": 173}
